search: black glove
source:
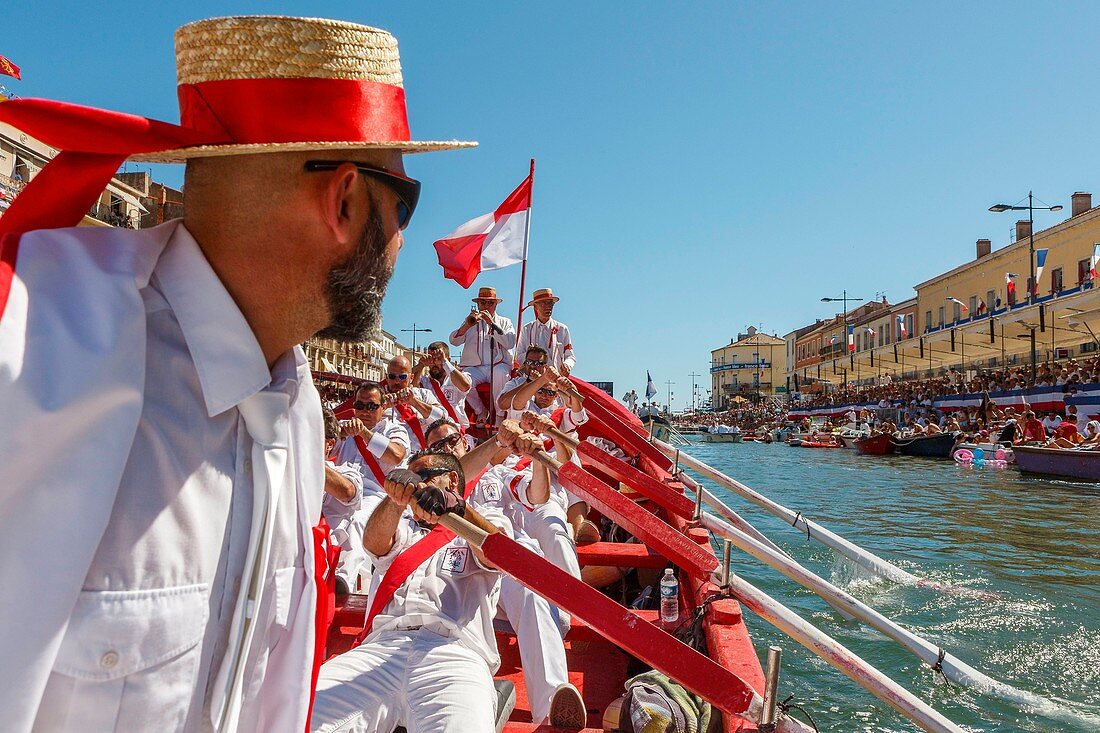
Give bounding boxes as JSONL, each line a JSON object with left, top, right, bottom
{"left": 386, "top": 468, "right": 422, "bottom": 490}
{"left": 412, "top": 485, "right": 466, "bottom": 517}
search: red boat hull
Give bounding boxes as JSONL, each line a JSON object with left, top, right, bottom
{"left": 855, "top": 433, "right": 896, "bottom": 455}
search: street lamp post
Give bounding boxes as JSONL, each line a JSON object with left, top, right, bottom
{"left": 400, "top": 323, "right": 432, "bottom": 355}
{"left": 688, "top": 371, "right": 700, "bottom": 412}
{"left": 821, "top": 290, "right": 864, "bottom": 376}
{"left": 989, "top": 192, "right": 1063, "bottom": 380}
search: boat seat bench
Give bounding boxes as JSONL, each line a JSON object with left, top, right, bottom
{"left": 576, "top": 541, "right": 668, "bottom": 568}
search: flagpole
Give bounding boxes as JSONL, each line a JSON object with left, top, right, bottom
{"left": 515, "top": 158, "right": 535, "bottom": 343}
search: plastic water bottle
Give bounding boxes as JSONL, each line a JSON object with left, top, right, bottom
{"left": 659, "top": 568, "right": 679, "bottom": 624}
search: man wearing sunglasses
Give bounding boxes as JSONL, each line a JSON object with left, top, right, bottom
{"left": 335, "top": 382, "right": 411, "bottom": 496}
{"left": 449, "top": 286, "right": 517, "bottom": 425}
{"left": 420, "top": 418, "right": 586, "bottom": 728}
{"left": 413, "top": 341, "right": 474, "bottom": 429}
{"left": 381, "top": 355, "right": 447, "bottom": 453}
{"left": 312, "top": 451, "right": 516, "bottom": 733}
{"left": 499, "top": 345, "right": 587, "bottom": 426}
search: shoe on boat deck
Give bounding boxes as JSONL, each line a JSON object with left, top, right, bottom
{"left": 548, "top": 682, "right": 586, "bottom": 730}
{"left": 574, "top": 519, "right": 600, "bottom": 545}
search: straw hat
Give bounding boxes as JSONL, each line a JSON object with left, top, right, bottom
{"left": 472, "top": 286, "right": 502, "bottom": 303}
{"left": 527, "top": 288, "right": 560, "bottom": 307}
{"left": 129, "top": 15, "right": 476, "bottom": 163}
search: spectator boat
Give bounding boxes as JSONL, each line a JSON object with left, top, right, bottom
{"left": 703, "top": 431, "right": 744, "bottom": 443}
{"left": 891, "top": 432, "right": 960, "bottom": 458}
{"left": 855, "top": 433, "right": 896, "bottom": 455}
{"left": 1013, "top": 445, "right": 1100, "bottom": 481}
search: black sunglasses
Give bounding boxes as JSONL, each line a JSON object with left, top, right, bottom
{"left": 524, "top": 359, "right": 547, "bottom": 366}
{"left": 414, "top": 466, "right": 453, "bottom": 482}
{"left": 353, "top": 400, "right": 381, "bottom": 411}
{"left": 536, "top": 388, "right": 557, "bottom": 396}
{"left": 387, "top": 373, "right": 410, "bottom": 381}
{"left": 304, "top": 160, "right": 421, "bottom": 230}
{"left": 428, "top": 433, "right": 463, "bottom": 452}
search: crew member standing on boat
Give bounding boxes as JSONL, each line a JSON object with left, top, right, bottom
{"left": 516, "top": 287, "right": 576, "bottom": 374}
{"left": 413, "top": 340, "right": 474, "bottom": 430}
{"left": 0, "top": 15, "right": 474, "bottom": 733}
{"left": 450, "top": 286, "right": 516, "bottom": 425}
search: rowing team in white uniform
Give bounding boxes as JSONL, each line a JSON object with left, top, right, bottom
{"left": 317, "top": 343, "right": 592, "bottom": 730}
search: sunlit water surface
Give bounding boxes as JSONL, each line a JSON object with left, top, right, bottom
{"left": 682, "top": 439, "right": 1100, "bottom": 732}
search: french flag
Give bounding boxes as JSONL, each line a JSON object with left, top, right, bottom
{"left": 1034, "top": 248, "right": 1049, "bottom": 295}
{"left": 847, "top": 324, "right": 855, "bottom": 352}
{"left": 896, "top": 314, "right": 907, "bottom": 339}
{"left": 1091, "top": 243, "right": 1100, "bottom": 281}
{"left": 433, "top": 174, "right": 532, "bottom": 288}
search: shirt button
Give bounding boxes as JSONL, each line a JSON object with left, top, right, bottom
{"left": 100, "top": 651, "right": 119, "bottom": 669}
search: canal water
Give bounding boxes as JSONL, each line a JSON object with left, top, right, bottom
{"left": 682, "top": 439, "right": 1100, "bottom": 732}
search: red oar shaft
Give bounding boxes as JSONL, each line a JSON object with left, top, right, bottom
{"left": 576, "top": 441, "right": 696, "bottom": 519}
{"left": 478, "top": 527, "right": 758, "bottom": 718}
{"left": 573, "top": 387, "right": 673, "bottom": 470}
{"left": 552, "top": 459, "right": 716, "bottom": 578}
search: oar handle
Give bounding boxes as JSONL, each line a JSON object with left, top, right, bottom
{"left": 541, "top": 422, "right": 580, "bottom": 448}
{"left": 436, "top": 512, "right": 490, "bottom": 549}
{"left": 529, "top": 448, "right": 564, "bottom": 471}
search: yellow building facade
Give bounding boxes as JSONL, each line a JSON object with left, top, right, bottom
{"left": 710, "top": 328, "right": 787, "bottom": 408}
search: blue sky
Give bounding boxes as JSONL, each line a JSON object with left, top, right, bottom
{"left": 4, "top": 2, "right": 1097, "bottom": 408}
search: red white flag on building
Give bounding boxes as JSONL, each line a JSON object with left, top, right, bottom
{"left": 0, "top": 54, "right": 20, "bottom": 80}
{"left": 1091, "top": 243, "right": 1100, "bottom": 281}
{"left": 1006, "top": 272, "right": 1017, "bottom": 301}
{"left": 433, "top": 174, "right": 532, "bottom": 288}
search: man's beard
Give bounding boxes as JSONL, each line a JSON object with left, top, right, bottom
{"left": 317, "top": 207, "right": 393, "bottom": 342}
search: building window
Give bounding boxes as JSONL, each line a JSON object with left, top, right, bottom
{"left": 938, "top": 306, "right": 945, "bottom": 327}
{"left": 925, "top": 310, "right": 932, "bottom": 332}
{"left": 968, "top": 295, "right": 977, "bottom": 315}
{"left": 1051, "top": 267, "right": 1063, "bottom": 294}
{"left": 951, "top": 302, "right": 961, "bottom": 322}
{"left": 1079, "top": 258, "right": 1091, "bottom": 286}
{"left": 906, "top": 314, "right": 914, "bottom": 338}
{"left": 1026, "top": 276, "right": 1034, "bottom": 300}
{"left": 987, "top": 289, "right": 997, "bottom": 311}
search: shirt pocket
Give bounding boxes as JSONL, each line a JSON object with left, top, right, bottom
{"left": 272, "top": 565, "right": 300, "bottom": 629}
{"left": 46, "top": 583, "right": 209, "bottom": 731}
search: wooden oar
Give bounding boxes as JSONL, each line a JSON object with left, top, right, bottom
{"left": 530, "top": 449, "right": 717, "bottom": 579}
{"left": 435, "top": 512, "right": 814, "bottom": 733}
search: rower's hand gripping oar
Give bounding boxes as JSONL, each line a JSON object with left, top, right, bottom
{"left": 433, "top": 510, "right": 815, "bottom": 733}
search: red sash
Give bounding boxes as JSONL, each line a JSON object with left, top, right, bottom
{"left": 393, "top": 402, "right": 427, "bottom": 449}
{"left": 427, "top": 376, "right": 461, "bottom": 424}
{"left": 353, "top": 435, "right": 387, "bottom": 488}
{"left": 355, "top": 467, "right": 486, "bottom": 644}
{"left": 306, "top": 515, "right": 341, "bottom": 732}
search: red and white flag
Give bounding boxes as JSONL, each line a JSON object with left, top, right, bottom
{"left": 433, "top": 174, "right": 532, "bottom": 288}
{"left": 1006, "top": 272, "right": 1017, "bottom": 301}
{"left": 0, "top": 54, "right": 20, "bottom": 80}
{"left": 1091, "top": 243, "right": 1100, "bottom": 281}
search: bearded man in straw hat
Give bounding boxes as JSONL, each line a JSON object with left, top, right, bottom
{"left": 0, "top": 16, "right": 473, "bottom": 733}
{"left": 516, "top": 287, "right": 576, "bottom": 375}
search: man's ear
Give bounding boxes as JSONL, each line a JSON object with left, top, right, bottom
{"left": 319, "top": 163, "right": 366, "bottom": 246}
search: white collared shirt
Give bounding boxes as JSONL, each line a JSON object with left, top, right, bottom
{"left": 516, "top": 316, "right": 575, "bottom": 372}
{"left": 449, "top": 313, "right": 516, "bottom": 368}
{"left": 1, "top": 221, "right": 322, "bottom": 733}
{"left": 419, "top": 366, "right": 472, "bottom": 428}
{"left": 381, "top": 386, "right": 446, "bottom": 452}
{"left": 334, "top": 416, "right": 410, "bottom": 487}
{"left": 363, "top": 502, "right": 513, "bottom": 670}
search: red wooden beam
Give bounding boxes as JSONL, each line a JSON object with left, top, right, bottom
{"left": 577, "top": 442, "right": 695, "bottom": 519}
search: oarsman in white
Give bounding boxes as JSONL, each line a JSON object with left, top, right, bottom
{"left": 499, "top": 345, "right": 586, "bottom": 424}
{"left": 322, "top": 407, "right": 369, "bottom": 594}
{"left": 381, "top": 354, "right": 446, "bottom": 452}
{"left": 516, "top": 287, "right": 576, "bottom": 374}
{"left": 423, "top": 418, "right": 586, "bottom": 728}
{"left": 413, "top": 340, "right": 474, "bottom": 429}
{"left": 450, "top": 285, "right": 516, "bottom": 424}
{"left": 311, "top": 451, "right": 517, "bottom": 733}
{"left": 335, "top": 381, "right": 411, "bottom": 490}
{"left": 0, "top": 15, "right": 474, "bottom": 733}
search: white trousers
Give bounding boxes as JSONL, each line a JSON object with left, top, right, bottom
{"left": 311, "top": 628, "right": 497, "bottom": 733}
{"left": 465, "top": 363, "right": 513, "bottom": 422}
{"left": 497, "top": 576, "right": 569, "bottom": 723}
{"left": 519, "top": 500, "right": 580, "bottom": 581}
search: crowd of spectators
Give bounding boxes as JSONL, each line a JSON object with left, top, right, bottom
{"left": 794, "top": 356, "right": 1100, "bottom": 409}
